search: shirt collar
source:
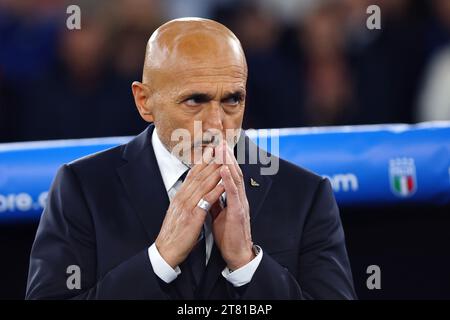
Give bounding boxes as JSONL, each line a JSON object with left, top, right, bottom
{"left": 151, "top": 127, "right": 189, "bottom": 192}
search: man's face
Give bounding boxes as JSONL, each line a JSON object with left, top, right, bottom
{"left": 149, "top": 53, "right": 247, "bottom": 165}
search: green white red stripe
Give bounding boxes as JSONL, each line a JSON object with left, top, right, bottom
{"left": 392, "top": 175, "right": 414, "bottom": 196}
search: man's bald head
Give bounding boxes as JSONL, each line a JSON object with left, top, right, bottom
{"left": 142, "top": 17, "right": 247, "bottom": 83}
{"left": 132, "top": 18, "right": 248, "bottom": 165}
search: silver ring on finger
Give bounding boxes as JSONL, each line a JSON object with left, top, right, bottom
{"left": 197, "top": 198, "right": 211, "bottom": 212}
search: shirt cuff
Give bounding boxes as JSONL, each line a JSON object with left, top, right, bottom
{"left": 221, "top": 245, "right": 263, "bottom": 287}
{"left": 148, "top": 243, "right": 181, "bottom": 283}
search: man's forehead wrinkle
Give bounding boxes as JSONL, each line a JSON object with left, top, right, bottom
{"left": 174, "top": 70, "right": 247, "bottom": 89}
{"left": 180, "top": 76, "right": 246, "bottom": 86}
{"left": 176, "top": 65, "right": 247, "bottom": 77}
{"left": 179, "top": 80, "right": 246, "bottom": 88}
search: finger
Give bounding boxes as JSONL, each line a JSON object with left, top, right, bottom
{"left": 183, "top": 161, "right": 220, "bottom": 189}
{"left": 215, "top": 143, "right": 248, "bottom": 211}
{"left": 222, "top": 143, "right": 246, "bottom": 201}
{"left": 209, "top": 199, "right": 223, "bottom": 221}
{"left": 173, "top": 149, "right": 217, "bottom": 204}
{"left": 214, "top": 140, "right": 229, "bottom": 165}
{"left": 177, "top": 165, "right": 220, "bottom": 206}
{"left": 193, "top": 182, "right": 225, "bottom": 215}
{"left": 227, "top": 145, "right": 244, "bottom": 178}
{"left": 215, "top": 142, "right": 238, "bottom": 180}
{"left": 186, "top": 166, "right": 223, "bottom": 208}
{"left": 202, "top": 145, "right": 215, "bottom": 164}
{"left": 184, "top": 146, "right": 214, "bottom": 180}
{"left": 220, "top": 165, "right": 240, "bottom": 211}
{"left": 182, "top": 147, "right": 220, "bottom": 190}
{"left": 224, "top": 145, "right": 240, "bottom": 181}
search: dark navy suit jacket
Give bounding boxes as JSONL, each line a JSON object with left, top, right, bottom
{"left": 26, "top": 125, "right": 356, "bottom": 299}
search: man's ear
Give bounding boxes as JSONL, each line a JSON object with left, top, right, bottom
{"left": 132, "top": 81, "right": 154, "bottom": 123}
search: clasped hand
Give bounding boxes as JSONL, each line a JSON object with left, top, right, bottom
{"left": 155, "top": 141, "right": 254, "bottom": 270}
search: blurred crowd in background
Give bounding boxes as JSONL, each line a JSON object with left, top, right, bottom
{"left": 1, "top": 0, "right": 450, "bottom": 142}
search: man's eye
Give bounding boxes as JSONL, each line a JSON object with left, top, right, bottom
{"left": 185, "top": 98, "right": 202, "bottom": 106}
{"left": 184, "top": 95, "right": 209, "bottom": 106}
{"left": 223, "top": 95, "right": 242, "bottom": 106}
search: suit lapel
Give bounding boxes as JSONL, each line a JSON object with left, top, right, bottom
{"left": 117, "top": 125, "right": 196, "bottom": 298}
{"left": 116, "top": 125, "right": 169, "bottom": 242}
{"left": 240, "top": 160, "right": 273, "bottom": 221}
{"left": 238, "top": 133, "right": 273, "bottom": 222}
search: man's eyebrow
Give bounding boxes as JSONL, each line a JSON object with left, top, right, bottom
{"left": 178, "top": 92, "right": 214, "bottom": 102}
{"left": 177, "top": 89, "right": 246, "bottom": 103}
{"left": 222, "top": 90, "right": 246, "bottom": 100}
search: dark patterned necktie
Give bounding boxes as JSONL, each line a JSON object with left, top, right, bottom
{"left": 187, "top": 226, "right": 206, "bottom": 289}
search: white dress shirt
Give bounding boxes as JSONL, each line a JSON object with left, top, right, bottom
{"left": 148, "top": 128, "right": 263, "bottom": 287}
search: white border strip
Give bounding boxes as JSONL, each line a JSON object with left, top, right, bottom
{"left": 246, "top": 121, "right": 450, "bottom": 138}
{"left": 1, "top": 122, "right": 449, "bottom": 152}
{"left": 0, "top": 136, "right": 133, "bottom": 152}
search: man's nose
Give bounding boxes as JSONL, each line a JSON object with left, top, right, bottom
{"left": 202, "top": 102, "right": 224, "bottom": 131}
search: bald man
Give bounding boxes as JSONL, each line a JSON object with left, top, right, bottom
{"left": 26, "top": 18, "right": 356, "bottom": 300}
